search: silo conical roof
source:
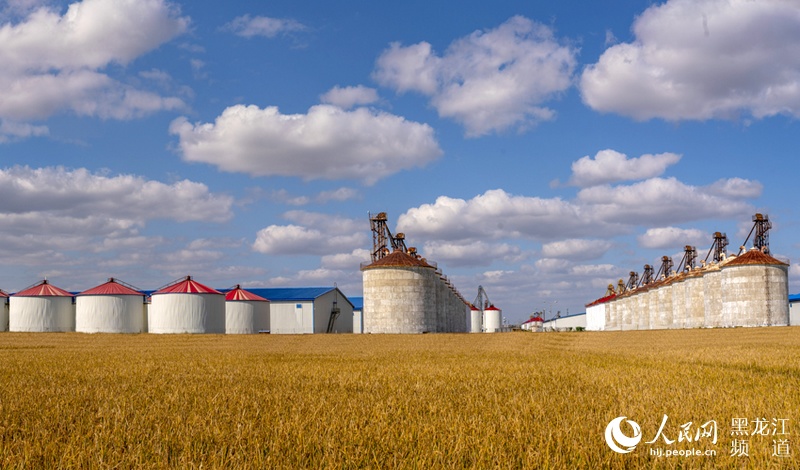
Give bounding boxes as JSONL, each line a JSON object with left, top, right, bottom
{"left": 361, "top": 250, "right": 433, "bottom": 270}
{"left": 154, "top": 276, "right": 222, "bottom": 295}
{"left": 78, "top": 278, "right": 143, "bottom": 296}
{"left": 13, "top": 280, "right": 73, "bottom": 297}
{"left": 724, "top": 248, "right": 789, "bottom": 267}
{"left": 225, "top": 285, "right": 269, "bottom": 302}
{"left": 0, "top": 289, "right": 8, "bottom": 298}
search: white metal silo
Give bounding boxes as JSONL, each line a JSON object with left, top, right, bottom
{"left": 148, "top": 276, "right": 225, "bottom": 334}
{"left": 361, "top": 250, "right": 435, "bottom": 334}
{"left": 721, "top": 248, "right": 790, "bottom": 327}
{"left": 483, "top": 305, "right": 502, "bottom": 333}
{"left": 9, "top": 280, "right": 75, "bottom": 332}
{"left": 1, "top": 290, "right": 8, "bottom": 332}
{"left": 76, "top": 278, "right": 146, "bottom": 333}
{"left": 469, "top": 305, "right": 482, "bottom": 333}
{"left": 225, "top": 285, "right": 270, "bottom": 334}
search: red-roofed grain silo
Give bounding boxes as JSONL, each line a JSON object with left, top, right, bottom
{"left": 225, "top": 285, "right": 270, "bottom": 334}
{"left": 148, "top": 276, "right": 225, "bottom": 334}
{"left": 9, "top": 280, "right": 75, "bottom": 332}
{"left": 76, "top": 278, "right": 146, "bottom": 333}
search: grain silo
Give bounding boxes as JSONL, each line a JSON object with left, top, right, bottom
{"left": 483, "top": 305, "right": 502, "bottom": 333}
{"left": 1, "top": 289, "right": 8, "bottom": 332}
{"left": 75, "top": 278, "right": 146, "bottom": 333}
{"left": 225, "top": 285, "right": 270, "bottom": 334}
{"left": 362, "top": 250, "right": 436, "bottom": 334}
{"left": 469, "top": 304, "right": 482, "bottom": 333}
{"left": 149, "top": 276, "right": 225, "bottom": 334}
{"left": 684, "top": 270, "right": 704, "bottom": 328}
{"left": 721, "top": 248, "right": 789, "bottom": 327}
{"left": 702, "top": 262, "right": 723, "bottom": 327}
{"left": 9, "top": 280, "right": 75, "bottom": 332}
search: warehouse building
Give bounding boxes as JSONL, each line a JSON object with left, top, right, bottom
{"left": 243, "top": 287, "right": 353, "bottom": 334}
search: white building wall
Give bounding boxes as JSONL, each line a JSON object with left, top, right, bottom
{"left": 312, "top": 291, "right": 354, "bottom": 334}
{"left": 353, "top": 309, "right": 363, "bottom": 334}
{"left": 790, "top": 301, "right": 800, "bottom": 326}
{"left": 76, "top": 295, "right": 146, "bottom": 333}
{"left": 270, "top": 301, "right": 313, "bottom": 334}
{"left": 544, "top": 314, "right": 587, "bottom": 331}
{"left": 586, "top": 303, "right": 606, "bottom": 331}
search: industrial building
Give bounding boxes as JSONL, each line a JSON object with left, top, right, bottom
{"left": 543, "top": 312, "right": 587, "bottom": 331}
{"left": 586, "top": 214, "right": 790, "bottom": 331}
{"left": 361, "top": 212, "right": 468, "bottom": 334}
{"left": 242, "top": 287, "right": 353, "bottom": 334}
{"left": 75, "top": 278, "right": 146, "bottom": 333}
{"left": 9, "top": 280, "right": 75, "bottom": 332}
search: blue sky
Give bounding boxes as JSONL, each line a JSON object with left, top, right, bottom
{"left": 1, "top": 0, "right": 799, "bottom": 324}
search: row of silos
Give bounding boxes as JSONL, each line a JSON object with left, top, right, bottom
{"left": 586, "top": 248, "right": 790, "bottom": 330}
{"left": 361, "top": 250, "right": 469, "bottom": 333}
{"left": 0, "top": 277, "right": 270, "bottom": 334}
{"left": 468, "top": 304, "right": 503, "bottom": 333}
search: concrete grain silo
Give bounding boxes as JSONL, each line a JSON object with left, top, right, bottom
{"left": 149, "top": 276, "right": 225, "bottom": 334}
{"left": 76, "top": 278, "right": 146, "bottom": 333}
{"left": 10, "top": 280, "right": 75, "bottom": 332}
{"left": 702, "top": 263, "right": 723, "bottom": 327}
{"left": 636, "top": 289, "right": 649, "bottom": 330}
{"left": 1, "top": 290, "right": 8, "bottom": 332}
{"left": 225, "top": 285, "right": 270, "bottom": 334}
{"left": 654, "top": 279, "right": 673, "bottom": 329}
{"left": 671, "top": 274, "right": 687, "bottom": 328}
{"left": 646, "top": 281, "right": 661, "bottom": 330}
{"left": 362, "top": 250, "right": 436, "bottom": 334}
{"left": 684, "top": 270, "right": 704, "bottom": 328}
{"left": 721, "top": 248, "right": 789, "bottom": 327}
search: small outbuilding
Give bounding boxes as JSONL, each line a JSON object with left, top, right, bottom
{"left": 9, "top": 280, "right": 75, "bottom": 332}
{"left": 350, "top": 296, "right": 363, "bottom": 334}
{"left": 224, "top": 285, "right": 270, "bottom": 334}
{"left": 76, "top": 278, "right": 147, "bottom": 333}
{"left": 148, "top": 276, "right": 225, "bottom": 334}
{"left": 243, "top": 287, "right": 354, "bottom": 334}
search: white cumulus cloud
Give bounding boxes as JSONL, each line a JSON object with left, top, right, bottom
{"left": 541, "top": 239, "right": 613, "bottom": 260}
{"left": 638, "top": 227, "right": 710, "bottom": 250}
{"left": 320, "top": 85, "right": 379, "bottom": 109}
{"left": 374, "top": 16, "right": 577, "bottom": 136}
{"left": 567, "top": 149, "right": 681, "bottom": 187}
{"left": 170, "top": 104, "right": 442, "bottom": 184}
{"left": 581, "top": 0, "right": 800, "bottom": 121}
{"left": 223, "top": 14, "right": 306, "bottom": 38}
{"left": 0, "top": 0, "right": 188, "bottom": 130}
{"left": 252, "top": 211, "right": 366, "bottom": 256}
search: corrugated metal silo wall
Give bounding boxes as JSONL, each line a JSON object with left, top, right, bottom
{"left": 9, "top": 297, "right": 75, "bottom": 332}
{"left": 1, "top": 300, "right": 8, "bottom": 332}
{"left": 76, "top": 295, "right": 146, "bottom": 333}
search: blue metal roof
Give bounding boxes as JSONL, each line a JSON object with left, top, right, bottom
{"left": 222, "top": 287, "right": 355, "bottom": 308}
{"left": 789, "top": 293, "right": 800, "bottom": 303}
{"left": 350, "top": 296, "right": 363, "bottom": 310}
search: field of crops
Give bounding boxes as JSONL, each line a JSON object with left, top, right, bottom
{"left": 1, "top": 328, "right": 799, "bottom": 469}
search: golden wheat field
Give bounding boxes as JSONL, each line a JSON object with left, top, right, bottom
{"left": 1, "top": 328, "right": 799, "bottom": 469}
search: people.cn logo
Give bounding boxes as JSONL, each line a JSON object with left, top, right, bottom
{"left": 605, "top": 417, "right": 643, "bottom": 454}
